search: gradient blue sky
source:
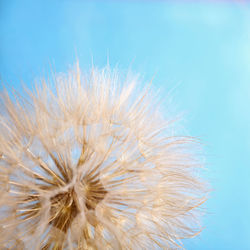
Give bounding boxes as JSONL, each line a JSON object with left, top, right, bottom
{"left": 1, "top": 0, "right": 250, "bottom": 249}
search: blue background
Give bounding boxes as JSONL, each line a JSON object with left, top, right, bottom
{"left": 1, "top": 1, "right": 250, "bottom": 249}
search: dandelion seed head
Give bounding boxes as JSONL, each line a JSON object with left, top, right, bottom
{"left": 0, "top": 63, "right": 207, "bottom": 249}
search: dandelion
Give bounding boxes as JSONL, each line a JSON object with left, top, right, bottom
{"left": 0, "top": 63, "right": 207, "bottom": 249}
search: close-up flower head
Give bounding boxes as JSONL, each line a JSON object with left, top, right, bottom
{"left": 0, "top": 64, "right": 206, "bottom": 249}
{"left": 1, "top": 0, "right": 250, "bottom": 249}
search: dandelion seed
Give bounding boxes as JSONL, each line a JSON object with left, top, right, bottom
{"left": 0, "top": 63, "right": 207, "bottom": 249}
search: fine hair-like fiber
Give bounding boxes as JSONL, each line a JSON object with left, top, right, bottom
{"left": 0, "top": 63, "right": 207, "bottom": 249}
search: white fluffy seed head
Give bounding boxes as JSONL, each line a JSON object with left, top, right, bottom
{"left": 0, "top": 63, "right": 207, "bottom": 249}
